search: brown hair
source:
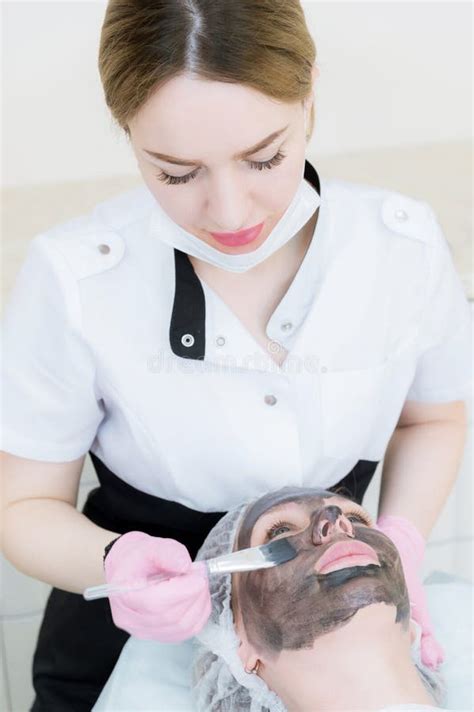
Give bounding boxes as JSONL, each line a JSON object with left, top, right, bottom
{"left": 98, "top": 0, "right": 317, "bottom": 141}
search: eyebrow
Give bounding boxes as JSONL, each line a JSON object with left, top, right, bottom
{"left": 142, "top": 124, "right": 290, "bottom": 167}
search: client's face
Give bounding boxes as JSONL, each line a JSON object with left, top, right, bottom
{"left": 233, "top": 486, "right": 410, "bottom": 656}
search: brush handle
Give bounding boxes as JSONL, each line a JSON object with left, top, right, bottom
{"left": 83, "top": 560, "right": 207, "bottom": 601}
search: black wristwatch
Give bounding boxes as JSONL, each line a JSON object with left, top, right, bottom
{"left": 103, "top": 534, "right": 125, "bottom": 567}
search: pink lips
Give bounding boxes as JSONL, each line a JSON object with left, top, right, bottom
{"left": 315, "top": 540, "right": 380, "bottom": 575}
{"left": 209, "top": 221, "right": 264, "bottom": 247}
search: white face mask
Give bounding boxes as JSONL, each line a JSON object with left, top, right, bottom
{"left": 147, "top": 169, "right": 321, "bottom": 273}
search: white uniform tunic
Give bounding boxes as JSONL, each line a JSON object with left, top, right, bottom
{"left": 1, "top": 161, "right": 471, "bottom": 512}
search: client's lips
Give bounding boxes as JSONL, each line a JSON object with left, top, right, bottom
{"left": 315, "top": 540, "right": 380, "bottom": 575}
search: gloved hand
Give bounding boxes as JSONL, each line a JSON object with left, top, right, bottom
{"left": 374, "top": 514, "right": 444, "bottom": 670}
{"left": 374, "top": 514, "right": 444, "bottom": 669}
{"left": 103, "top": 531, "right": 211, "bottom": 642}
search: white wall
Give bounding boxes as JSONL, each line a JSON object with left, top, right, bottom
{"left": 2, "top": 1, "right": 472, "bottom": 188}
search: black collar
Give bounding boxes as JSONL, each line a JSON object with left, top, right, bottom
{"left": 169, "top": 158, "right": 321, "bottom": 360}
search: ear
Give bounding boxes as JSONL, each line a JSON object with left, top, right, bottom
{"left": 235, "top": 615, "right": 261, "bottom": 671}
{"left": 409, "top": 618, "right": 418, "bottom": 645}
{"left": 236, "top": 638, "right": 260, "bottom": 674}
{"left": 311, "top": 63, "right": 320, "bottom": 84}
{"left": 304, "top": 64, "right": 319, "bottom": 118}
{"left": 233, "top": 597, "right": 265, "bottom": 673}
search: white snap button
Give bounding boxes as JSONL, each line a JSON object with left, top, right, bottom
{"left": 264, "top": 394, "right": 277, "bottom": 406}
{"left": 216, "top": 336, "right": 226, "bottom": 347}
{"left": 281, "top": 321, "right": 293, "bottom": 332}
{"left": 98, "top": 244, "right": 111, "bottom": 254}
{"left": 394, "top": 209, "right": 408, "bottom": 221}
{"left": 181, "top": 334, "right": 195, "bottom": 347}
{"left": 321, "top": 366, "right": 328, "bottom": 373}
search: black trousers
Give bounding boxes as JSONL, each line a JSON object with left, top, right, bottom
{"left": 30, "top": 455, "right": 378, "bottom": 711}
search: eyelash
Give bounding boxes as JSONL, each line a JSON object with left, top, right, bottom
{"left": 266, "top": 509, "right": 372, "bottom": 540}
{"left": 266, "top": 519, "right": 292, "bottom": 540}
{"left": 345, "top": 510, "right": 373, "bottom": 527}
{"left": 154, "top": 150, "right": 287, "bottom": 186}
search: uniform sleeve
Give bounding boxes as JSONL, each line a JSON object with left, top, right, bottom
{"left": 405, "top": 206, "right": 472, "bottom": 403}
{"left": 1, "top": 233, "right": 105, "bottom": 461}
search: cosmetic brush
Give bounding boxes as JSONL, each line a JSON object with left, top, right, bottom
{"left": 83, "top": 537, "right": 297, "bottom": 601}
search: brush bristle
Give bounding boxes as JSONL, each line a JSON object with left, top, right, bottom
{"left": 262, "top": 537, "right": 297, "bottom": 565}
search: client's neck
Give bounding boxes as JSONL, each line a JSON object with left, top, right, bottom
{"left": 263, "top": 603, "right": 437, "bottom": 712}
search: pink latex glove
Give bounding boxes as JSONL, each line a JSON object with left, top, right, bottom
{"left": 103, "top": 531, "right": 211, "bottom": 642}
{"left": 374, "top": 514, "right": 444, "bottom": 670}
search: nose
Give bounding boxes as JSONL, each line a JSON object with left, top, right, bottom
{"left": 207, "top": 172, "right": 250, "bottom": 231}
{"left": 312, "top": 506, "right": 355, "bottom": 545}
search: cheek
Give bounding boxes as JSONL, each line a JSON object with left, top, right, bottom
{"left": 242, "top": 551, "right": 316, "bottom": 605}
{"left": 240, "top": 570, "right": 279, "bottom": 610}
{"left": 133, "top": 154, "right": 197, "bottom": 224}
{"left": 146, "top": 181, "right": 202, "bottom": 231}
{"left": 262, "top": 158, "right": 305, "bottom": 219}
{"left": 359, "top": 528, "right": 403, "bottom": 568}
{"left": 164, "top": 194, "right": 200, "bottom": 230}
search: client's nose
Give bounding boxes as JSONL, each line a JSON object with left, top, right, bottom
{"left": 312, "top": 506, "right": 355, "bottom": 545}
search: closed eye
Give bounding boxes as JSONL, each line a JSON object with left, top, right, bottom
{"left": 154, "top": 149, "right": 287, "bottom": 186}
